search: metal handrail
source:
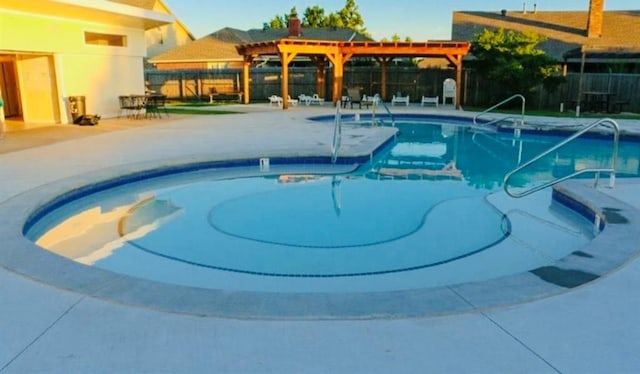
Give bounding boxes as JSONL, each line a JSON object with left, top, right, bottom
{"left": 473, "top": 94, "right": 526, "bottom": 129}
{"left": 371, "top": 94, "right": 396, "bottom": 127}
{"left": 503, "top": 118, "right": 619, "bottom": 198}
{"left": 331, "top": 103, "right": 342, "bottom": 163}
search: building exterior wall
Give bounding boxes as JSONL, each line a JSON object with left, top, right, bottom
{"left": 0, "top": 5, "right": 157, "bottom": 124}
{"left": 145, "top": 1, "right": 194, "bottom": 59}
{"left": 146, "top": 23, "right": 192, "bottom": 58}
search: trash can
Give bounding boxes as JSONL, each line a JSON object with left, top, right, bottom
{"left": 68, "top": 96, "right": 86, "bottom": 124}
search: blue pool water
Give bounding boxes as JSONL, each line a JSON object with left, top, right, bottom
{"left": 24, "top": 119, "right": 639, "bottom": 292}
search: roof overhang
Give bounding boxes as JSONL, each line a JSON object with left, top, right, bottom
{"left": 0, "top": 0, "right": 174, "bottom": 30}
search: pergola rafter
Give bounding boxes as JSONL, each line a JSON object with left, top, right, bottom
{"left": 236, "top": 39, "right": 471, "bottom": 109}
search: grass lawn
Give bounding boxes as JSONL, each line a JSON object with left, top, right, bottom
{"left": 164, "top": 100, "right": 243, "bottom": 115}
{"left": 163, "top": 107, "right": 241, "bottom": 115}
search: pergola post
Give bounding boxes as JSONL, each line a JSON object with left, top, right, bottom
{"left": 242, "top": 56, "right": 252, "bottom": 104}
{"left": 376, "top": 57, "right": 393, "bottom": 100}
{"left": 446, "top": 54, "right": 465, "bottom": 110}
{"left": 311, "top": 56, "right": 327, "bottom": 99}
{"left": 279, "top": 51, "right": 297, "bottom": 109}
{"left": 325, "top": 50, "right": 344, "bottom": 105}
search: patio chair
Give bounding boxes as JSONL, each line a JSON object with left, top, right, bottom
{"left": 310, "top": 94, "right": 325, "bottom": 105}
{"left": 362, "top": 94, "right": 379, "bottom": 108}
{"left": 287, "top": 95, "right": 299, "bottom": 106}
{"left": 421, "top": 96, "right": 439, "bottom": 107}
{"left": 119, "top": 95, "right": 146, "bottom": 119}
{"left": 117, "top": 95, "right": 134, "bottom": 118}
{"left": 146, "top": 94, "right": 169, "bottom": 118}
{"left": 299, "top": 94, "right": 324, "bottom": 105}
{"left": 346, "top": 88, "right": 363, "bottom": 109}
{"left": 391, "top": 93, "right": 410, "bottom": 106}
{"left": 268, "top": 95, "right": 283, "bottom": 106}
{"left": 298, "top": 94, "right": 311, "bottom": 105}
{"left": 443, "top": 78, "right": 456, "bottom": 105}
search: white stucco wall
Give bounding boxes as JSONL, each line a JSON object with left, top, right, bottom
{"left": 0, "top": 6, "right": 161, "bottom": 123}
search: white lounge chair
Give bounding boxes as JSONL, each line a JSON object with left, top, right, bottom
{"left": 391, "top": 94, "right": 410, "bottom": 106}
{"left": 421, "top": 96, "right": 439, "bottom": 107}
{"left": 287, "top": 95, "right": 298, "bottom": 106}
{"left": 299, "top": 94, "right": 324, "bottom": 105}
{"left": 268, "top": 95, "right": 283, "bottom": 106}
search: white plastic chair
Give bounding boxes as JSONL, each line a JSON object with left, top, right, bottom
{"left": 421, "top": 96, "right": 439, "bottom": 107}
{"left": 443, "top": 79, "right": 456, "bottom": 105}
{"left": 391, "top": 94, "right": 410, "bottom": 106}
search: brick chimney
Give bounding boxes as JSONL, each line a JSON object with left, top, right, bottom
{"left": 587, "top": 0, "right": 604, "bottom": 38}
{"left": 288, "top": 10, "right": 301, "bottom": 37}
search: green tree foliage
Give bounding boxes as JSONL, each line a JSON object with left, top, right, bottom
{"left": 268, "top": 15, "right": 286, "bottom": 29}
{"left": 381, "top": 34, "right": 412, "bottom": 43}
{"left": 268, "top": 7, "right": 295, "bottom": 29}
{"left": 471, "top": 28, "right": 564, "bottom": 100}
{"left": 336, "top": 0, "right": 367, "bottom": 35}
{"left": 266, "top": 0, "right": 369, "bottom": 37}
{"left": 302, "top": 5, "right": 326, "bottom": 27}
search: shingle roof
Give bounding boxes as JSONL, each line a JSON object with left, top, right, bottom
{"left": 150, "top": 34, "right": 242, "bottom": 62}
{"left": 453, "top": 10, "right": 640, "bottom": 60}
{"left": 150, "top": 27, "right": 373, "bottom": 63}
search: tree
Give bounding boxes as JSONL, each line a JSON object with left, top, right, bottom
{"left": 470, "top": 28, "right": 564, "bottom": 101}
{"left": 267, "top": 7, "right": 296, "bottom": 29}
{"left": 336, "top": 0, "right": 367, "bottom": 35}
{"left": 265, "top": 0, "right": 369, "bottom": 38}
{"left": 302, "top": 5, "right": 326, "bottom": 27}
{"left": 268, "top": 15, "right": 286, "bottom": 29}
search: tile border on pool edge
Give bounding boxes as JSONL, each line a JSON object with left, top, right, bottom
{"left": 1, "top": 148, "right": 639, "bottom": 320}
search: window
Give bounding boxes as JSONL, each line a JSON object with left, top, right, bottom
{"left": 84, "top": 32, "right": 127, "bottom": 47}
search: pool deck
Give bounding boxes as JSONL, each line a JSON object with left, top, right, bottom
{"left": 1, "top": 104, "right": 639, "bottom": 373}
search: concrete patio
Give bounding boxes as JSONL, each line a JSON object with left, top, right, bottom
{"left": 1, "top": 104, "right": 639, "bottom": 373}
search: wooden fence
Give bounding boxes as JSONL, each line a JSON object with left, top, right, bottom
{"left": 145, "top": 68, "right": 640, "bottom": 113}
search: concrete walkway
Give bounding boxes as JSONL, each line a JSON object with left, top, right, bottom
{"left": 1, "top": 105, "right": 639, "bottom": 373}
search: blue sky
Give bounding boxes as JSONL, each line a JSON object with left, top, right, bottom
{"left": 162, "top": 0, "right": 637, "bottom": 41}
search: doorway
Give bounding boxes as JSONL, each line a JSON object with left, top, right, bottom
{"left": 0, "top": 55, "right": 23, "bottom": 127}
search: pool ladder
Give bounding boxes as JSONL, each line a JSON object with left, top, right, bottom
{"left": 503, "top": 118, "right": 620, "bottom": 198}
{"left": 371, "top": 94, "right": 396, "bottom": 127}
{"left": 473, "top": 94, "right": 526, "bottom": 134}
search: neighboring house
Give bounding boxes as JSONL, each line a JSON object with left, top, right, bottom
{"left": 111, "top": 0, "right": 195, "bottom": 62}
{"left": 149, "top": 27, "right": 373, "bottom": 70}
{"left": 452, "top": 1, "right": 640, "bottom": 72}
{"left": 0, "top": 0, "right": 172, "bottom": 126}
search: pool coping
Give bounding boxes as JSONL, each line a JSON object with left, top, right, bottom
{"left": 1, "top": 147, "right": 639, "bottom": 319}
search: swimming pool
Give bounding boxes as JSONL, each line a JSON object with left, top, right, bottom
{"left": 23, "top": 116, "right": 638, "bottom": 300}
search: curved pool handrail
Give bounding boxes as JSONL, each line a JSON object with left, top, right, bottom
{"left": 504, "top": 118, "right": 620, "bottom": 198}
{"left": 474, "top": 94, "right": 526, "bottom": 129}
{"left": 371, "top": 94, "right": 396, "bottom": 127}
{"left": 331, "top": 103, "right": 342, "bottom": 163}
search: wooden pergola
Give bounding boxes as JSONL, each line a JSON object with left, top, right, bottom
{"left": 236, "top": 39, "right": 471, "bottom": 109}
